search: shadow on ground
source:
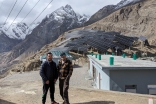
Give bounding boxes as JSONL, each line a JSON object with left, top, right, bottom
{"left": 74, "top": 101, "right": 115, "bottom": 104}
{"left": 73, "top": 65, "right": 83, "bottom": 68}
{"left": 0, "top": 99, "right": 16, "bottom": 104}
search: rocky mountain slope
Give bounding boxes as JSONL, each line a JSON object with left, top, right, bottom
{"left": 85, "top": 0, "right": 144, "bottom": 26}
{"left": 86, "top": 0, "right": 156, "bottom": 43}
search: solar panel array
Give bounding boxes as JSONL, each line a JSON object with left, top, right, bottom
{"left": 69, "top": 45, "right": 90, "bottom": 52}
{"left": 85, "top": 39, "right": 108, "bottom": 52}
{"left": 64, "top": 38, "right": 87, "bottom": 47}
{"left": 64, "top": 30, "right": 138, "bottom": 53}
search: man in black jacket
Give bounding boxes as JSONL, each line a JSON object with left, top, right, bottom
{"left": 40, "top": 52, "right": 59, "bottom": 104}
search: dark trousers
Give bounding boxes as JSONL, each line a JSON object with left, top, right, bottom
{"left": 42, "top": 81, "right": 55, "bottom": 104}
{"left": 59, "top": 77, "right": 70, "bottom": 104}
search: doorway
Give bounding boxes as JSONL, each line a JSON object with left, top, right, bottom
{"left": 99, "top": 73, "right": 101, "bottom": 89}
{"left": 92, "top": 65, "right": 96, "bottom": 81}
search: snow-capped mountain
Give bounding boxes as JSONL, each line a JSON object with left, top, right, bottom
{"left": 0, "top": 22, "right": 39, "bottom": 40}
{"left": 77, "top": 14, "right": 90, "bottom": 24}
{"left": 0, "top": 4, "right": 88, "bottom": 41}
{"left": 7, "top": 4, "right": 89, "bottom": 58}
{"left": 0, "top": 23, "right": 28, "bottom": 40}
{"left": 0, "top": 22, "right": 39, "bottom": 53}
{"left": 43, "top": 4, "right": 90, "bottom": 28}
{"left": 85, "top": 0, "right": 143, "bottom": 25}
{"left": 115, "top": 0, "right": 141, "bottom": 9}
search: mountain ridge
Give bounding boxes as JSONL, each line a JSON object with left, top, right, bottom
{"left": 86, "top": 0, "right": 156, "bottom": 43}
{"left": 85, "top": 0, "right": 144, "bottom": 26}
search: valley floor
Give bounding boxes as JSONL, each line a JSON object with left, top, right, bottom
{"left": 0, "top": 64, "right": 156, "bottom": 104}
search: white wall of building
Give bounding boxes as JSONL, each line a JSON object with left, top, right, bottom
{"left": 89, "top": 57, "right": 110, "bottom": 90}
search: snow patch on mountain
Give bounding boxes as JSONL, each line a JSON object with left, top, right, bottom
{"left": 0, "top": 22, "right": 39, "bottom": 40}
{"left": 0, "top": 23, "right": 28, "bottom": 40}
{"left": 116, "top": 0, "right": 141, "bottom": 9}
{"left": 77, "top": 14, "right": 90, "bottom": 24}
{"left": 45, "top": 4, "right": 90, "bottom": 25}
{"left": 28, "top": 22, "right": 40, "bottom": 35}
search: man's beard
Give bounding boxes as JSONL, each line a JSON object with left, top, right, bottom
{"left": 48, "top": 58, "right": 52, "bottom": 61}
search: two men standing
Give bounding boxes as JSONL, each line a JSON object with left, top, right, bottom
{"left": 40, "top": 52, "right": 73, "bottom": 104}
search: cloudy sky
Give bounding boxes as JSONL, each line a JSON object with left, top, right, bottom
{"left": 0, "top": 0, "right": 121, "bottom": 25}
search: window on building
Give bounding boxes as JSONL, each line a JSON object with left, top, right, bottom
{"left": 92, "top": 66, "right": 96, "bottom": 81}
{"left": 95, "top": 69, "right": 98, "bottom": 82}
{"left": 148, "top": 85, "right": 156, "bottom": 95}
{"left": 125, "top": 85, "right": 137, "bottom": 93}
{"left": 88, "top": 61, "right": 90, "bottom": 70}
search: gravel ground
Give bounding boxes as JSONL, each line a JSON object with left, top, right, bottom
{"left": 0, "top": 63, "right": 92, "bottom": 88}
{"left": 1, "top": 63, "right": 156, "bottom": 104}
{"left": 70, "top": 64, "right": 92, "bottom": 88}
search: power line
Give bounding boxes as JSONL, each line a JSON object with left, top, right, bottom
{"left": 6, "top": 0, "right": 29, "bottom": 31}
{"left": 21, "top": 0, "right": 41, "bottom": 23}
{"left": 9, "top": 0, "right": 23, "bottom": 21}
{"left": 29, "top": 0, "right": 54, "bottom": 26}
{"left": 3, "top": 0, "right": 18, "bottom": 25}
{"left": 13, "top": 0, "right": 23, "bottom": 12}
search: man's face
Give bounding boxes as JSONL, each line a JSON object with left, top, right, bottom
{"left": 61, "top": 55, "right": 66, "bottom": 61}
{"left": 47, "top": 54, "right": 53, "bottom": 61}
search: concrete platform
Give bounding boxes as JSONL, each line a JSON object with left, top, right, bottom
{"left": 88, "top": 55, "right": 156, "bottom": 70}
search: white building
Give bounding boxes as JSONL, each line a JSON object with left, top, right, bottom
{"left": 88, "top": 55, "right": 156, "bottom": 94}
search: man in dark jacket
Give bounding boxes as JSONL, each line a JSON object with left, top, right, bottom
{"left": 40, "top": 52, "right": 59, "bottom": 104}
{"left": 57, "top": 52, "right": 73, "bottom": 104}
